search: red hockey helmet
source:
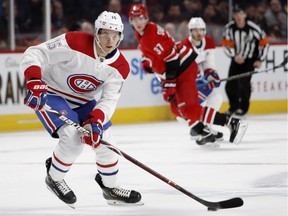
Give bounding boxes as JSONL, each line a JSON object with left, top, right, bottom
{"left": 129, "top": 4, "right": 148, "bottom": 19}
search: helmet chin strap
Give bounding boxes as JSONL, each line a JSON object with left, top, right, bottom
{"left": 95, "top": 35, "right": 108, "bottom": 56}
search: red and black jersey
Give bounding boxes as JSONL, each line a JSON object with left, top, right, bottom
{"left": 135, "top": 22, "right": 197, "bottom": 80}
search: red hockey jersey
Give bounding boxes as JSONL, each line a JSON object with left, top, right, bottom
{"left": 135, "top": 22, "right": 197, "bottom": 79}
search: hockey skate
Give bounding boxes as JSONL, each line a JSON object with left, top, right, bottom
{"left": 190, "top": 129, "right": 202, "bottom": 140}
{"left": 213, "top": 131, "right": 224, "bottom": 141}
{"left": 190, "top": 122, "right": 205, "bottom": 140}
{"left": 95, "top": 173, "right": 143, "bottom": 206}
{"left": 45, "top": 157, "right": 76, "bottom": 208}
{"left": 195, "top": 125, "right": 223, "bottom": 145}
{"left": 227, "top": 117, "right": 248, "bottom": 144}
{"left": 195, "top": 128, "right": 216, "bottom": 145}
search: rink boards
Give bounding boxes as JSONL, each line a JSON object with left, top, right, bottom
{"left": 0, "top": 44, "right": 287, "bottom": 131}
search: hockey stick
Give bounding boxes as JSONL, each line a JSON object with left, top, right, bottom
{"left": 220, "top": 56, "right": 288, "bottom": 82}
{"left": 169, "top": 96, "right": 187, "bottom": 120}
{"left": 43, "top": 105, "right": 244, "bottom": 211}
{"left": 154, "top": 74, "right": 187, "bottom": 121}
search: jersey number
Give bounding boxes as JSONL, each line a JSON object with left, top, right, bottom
{"left": 154, "top": 43, "right": 164, "bottom": 55}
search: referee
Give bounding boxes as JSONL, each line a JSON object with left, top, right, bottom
{"left": 222, "top": 4, "right": 269, "bottom": 116}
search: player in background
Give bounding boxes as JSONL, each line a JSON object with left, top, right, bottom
{"left": 129, "top": 4, "right": 248, "bottom": 146}
{"left": 180, "top": 17, "right": 224, "bottom": 145}
{"left": 20, "top": 11, "right": 141, "bottom": 208}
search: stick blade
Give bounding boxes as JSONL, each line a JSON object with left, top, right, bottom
{"left": 277, "top": 55, "right": 288, "bottom": 69}
{"left": 219, "top": 197, "right": 244, "bottom": 209}
{"left": 281, "top": 56, "right": 288, "bottom": 67}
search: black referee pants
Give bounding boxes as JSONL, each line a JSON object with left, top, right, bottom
{"left": 225, "top": 59, "right": 255, "bottom": 114}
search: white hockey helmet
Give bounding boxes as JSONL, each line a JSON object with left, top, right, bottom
{"left": 95, "top": 11, "right": 124, "bottom": 41}
{"left": 188, "top": 17, "right": 206, "bottom": 33}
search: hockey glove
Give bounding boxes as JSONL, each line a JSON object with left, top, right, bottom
{"left": 162, "top": 79, "right": 176, "bottom": 102}
{"left": 24, "top": 79, "right": 48, "bottom": 111}
{"left": 82, "top": 109, "right": 104, "bottom": 149}
{"left": 204, "top": 69, "right": 220, "bottom": 89}
{"left": 141, "top": 58, "right": 153, "bottom": 74}
{"left": 197, "top": 79, "right": 212, "bottom": 104}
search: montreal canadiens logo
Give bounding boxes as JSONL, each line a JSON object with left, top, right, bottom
{"left": 67, "top": 74, "right": 103, "bottom": 93}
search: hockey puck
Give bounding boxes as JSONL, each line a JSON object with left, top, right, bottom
{"left": 207, "top": 207, "right": 218, "bottom": 211}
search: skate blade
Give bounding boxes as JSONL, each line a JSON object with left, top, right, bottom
{"left": 233, "top": 121, "right": 248, "bottom": 144}
{"left": 107, "top": 200, "right": 144, "bottom": 206}
{"left": 67, "top": 203, "right": 75, "bottom": 209}
{"left": 198, "top": 142, "right": 220, "bottom": 148}
{"left": 190, "top": 135, "right": 201, "bottom": 140}
{"left": 46, "top": 185, "right": 76, "bottom": 209}
{"left": 215, "top": 137, "right": 224, "bottom": 142}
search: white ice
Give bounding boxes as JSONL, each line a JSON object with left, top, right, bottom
{"left": 0, "top": 114, "right": 287, "bottom": 216}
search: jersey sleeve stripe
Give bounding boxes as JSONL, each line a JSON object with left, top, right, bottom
{"left": 222, "top": 39, "right": 234, "bottom": 47}
{"left": 259, "top": 36, "right": 269, "bottom": 46}
{"left": 164, "top": 48, "right": 178, "bottom": 62}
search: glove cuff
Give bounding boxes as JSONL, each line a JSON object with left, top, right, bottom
{"left": 88, "top": 109, "right": 105, "bottom": 124}
{"left": 24, "top": 66, "right": 42, "bottom": 81}
{"left": 25, "top": 79, "right": 48, "bottom": 92}
{"left": 204, "top": 68, "right": 215, "bottom": 76}
{"left": 162, "top": 79, "right": 177, "bottom": 88}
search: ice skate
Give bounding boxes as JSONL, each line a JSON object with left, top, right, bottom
{"left": 45, "top": 157, "right": 76, "bottom": 208}
{"left": 210, "top": 129, "right": 224, "bottom": 141}
{"left": 196, "top": 127, "right": 219, "bottom": 148}
{"left": 196, "top": 127, "right": 217, "bottom": 145}
{"left": 95, "top": 173, "right": 143, "bottom": 206}
{"left": 227, "top": 117, "right": 248, "bottom": 144}
{"left": 190, "top": 122, "right": 205, "bottom": 140}
{"left": 190, "top": 128, "right": 202, "bottom": 140}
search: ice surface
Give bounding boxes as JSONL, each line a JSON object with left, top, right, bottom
{"left": 0, "top": 114, "right": 287, "bottom": 216}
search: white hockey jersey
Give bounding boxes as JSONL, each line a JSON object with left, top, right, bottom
{"left": 181, "top": 35, "right": 216, "bottom": 74}
{"left": 20, "top": 32, "right": 130, "bottom": 124}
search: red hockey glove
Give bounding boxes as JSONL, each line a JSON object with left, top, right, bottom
{"left": 82, "top": 109, "right": 104, "bottom": 149}
{"left": 162, "top": 79, "right": 176, "bottom": 102}
{"left": 204, "top": 69, "right": 220, "bottom": 89}
{"left": 24, "top": 79, "right": 48, "bottom": 111}
{"left": 142, "top": 58, "right": 153, "bottom": 74}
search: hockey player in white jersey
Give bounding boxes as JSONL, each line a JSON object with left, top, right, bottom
{"left": 20, "top": 11, "right": 141, "bottom": 207}
{"left": 180, "top": 17, "right": 224, "bottom": 145}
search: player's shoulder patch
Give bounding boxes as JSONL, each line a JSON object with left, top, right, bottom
{"left": 65, "top": 32, "right": 95, "bottom": 58}
{"left": 108, "top": 51, "right": 130, "bottom": 80}
{"left": 204, "top": 35, "right": 216, "bottom": 49}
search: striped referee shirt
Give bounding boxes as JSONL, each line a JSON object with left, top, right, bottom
{"left": 222, "top": 19, "right": 269, "bottom": 61}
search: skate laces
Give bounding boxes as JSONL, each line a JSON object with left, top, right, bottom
{"left": 55, "top": 179, "right": 72, "bottom": 195}
{"left": 112, "top": 187, "right": 131, "bottom": 198}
